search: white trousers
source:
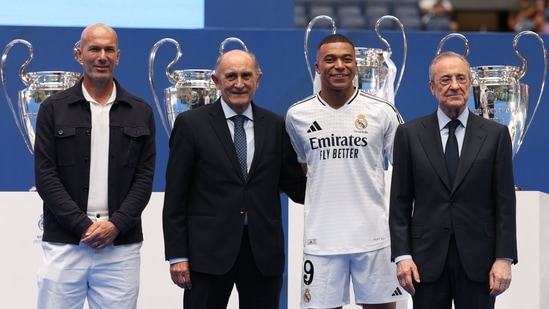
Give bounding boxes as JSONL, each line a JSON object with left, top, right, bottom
{"left": 37, "top": 241, "right": 142, "bottom": 309}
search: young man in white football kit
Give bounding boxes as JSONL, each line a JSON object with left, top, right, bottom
{"left": 286, "top": 34, "right": 409, "bottom": 309}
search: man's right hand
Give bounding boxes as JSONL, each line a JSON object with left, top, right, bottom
{"left": 396, "top": 258, "right": 421, "bottom": 296}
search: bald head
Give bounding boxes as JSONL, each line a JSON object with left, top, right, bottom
{"left": 76, "top": 23, "right": 120, "bottom": 92}
{"left": 211, "top": 49, "right": 262, "bottom": 114}
{"left": 80, "top": 23, "right": 118, "bottom": 49}
{"left": 215, "top": 50, "right": 260, "bottom": 76}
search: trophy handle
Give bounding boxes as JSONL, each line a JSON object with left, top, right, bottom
{"left": 0, "top": 39, "right": 34, "bottom": 154}
{"left": 148, "top": 37, "right": 182, "bottom": 136}
{"left": 513, "top": 30, "right": 548, "bottom": 152}
{"left": 219, "top": 37, "right": 249, "bottom": 55}
{"left": 375, "top": 15, "right": 407, "bottom": 96}
{"left": 304, "top": 15, "right": 337, "bottom": 86}
{"left": 435, "top": 33, "right": 470, "bottom": 58}
{"left": 73, "top": 40, "right": 81, "bottom": 63}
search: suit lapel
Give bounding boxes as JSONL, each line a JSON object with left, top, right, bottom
{"left": 453, "top": 112, "right": 487, "bottom": 189}
{"left": 417, "top": 112, "right": 453, "bottom": 190}
{"left": 209, "top": 100, "right": 246, "bottom": 181}
{"left": 248, "top": 102, "right": 265, "bottom": 181}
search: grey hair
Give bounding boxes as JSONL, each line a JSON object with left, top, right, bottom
{"left": 429, "top": 51, "right": 471, "bottom": 81}
{"left": 214, "top": 50, "right": 261, "bottom": 76}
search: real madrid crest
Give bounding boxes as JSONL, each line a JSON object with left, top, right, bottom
{"left": 303, "top": 288, "right": 312, "bottom": 302}
{"left": 354, "top": 114, "right": 368, "bottom": 130}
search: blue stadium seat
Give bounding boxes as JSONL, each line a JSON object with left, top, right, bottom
{"left": 393, "top": 5, "right": 422, "bottom": 30}
{"left": 337, "top": 4, "right": 366, "bottom": 29}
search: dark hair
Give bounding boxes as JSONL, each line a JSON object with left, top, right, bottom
{"left": 316, "top": 34, "right": 355, "bottom": 51}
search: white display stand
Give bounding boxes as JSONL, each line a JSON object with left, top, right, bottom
{"left": 0, "top": 192, "right": 239, "bottom": 308}
{"left": 1, "top": 191, "right": 547, "bottom": 308}
{"left": 496, "top": 191, "right": 549, "bottom": 309}
{"left": 289, "top": 191, "right": 549, "bottom": 309}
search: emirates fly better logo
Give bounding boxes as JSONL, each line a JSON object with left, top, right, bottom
{"left": 308, "top": 114, "right": 369, "bottom": 160}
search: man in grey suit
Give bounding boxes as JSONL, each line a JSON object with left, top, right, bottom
{"left": 389, "top": 51, "right": 517, "bottom": 309}
{"left": 162, "top": 49, "right": 306, "bottom": 308}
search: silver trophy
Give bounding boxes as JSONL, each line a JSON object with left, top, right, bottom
{"left": 304, "top": 15, "right": 407, "bottom": 104}
{"left": 304, "top": 14, "right": 337, "bottom": 94}
{"left": 437, "top": 31, "right": 547, "bottom": 159}
{"left": 149, "top": 37, "right": 248, "bottom": 136}
{"left": 355, "top": 15, "right": 407, "bottom": 104}
{"left": 435, "top": 32, "right": 470, "bottom": 58}
{"left": 149, "top": 38, "right": 216, "bottom": 136}
{"left": 1, "top": 39, "right": 81, "bottom": 154}
{"left": 472, "top": 31, "right": 547, "bottom": 158}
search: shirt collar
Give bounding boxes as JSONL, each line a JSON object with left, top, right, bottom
{"left": 81, "top": 81, "right": 117, "bottom": 105}
{"left": 220, "top": 97, "right": 254, "bottom": 121}
{"left": 317, "top": 87, "right": 359, "bottom": 107}
{"left": 437, "top": 107, "right": 468, "bottom": 131}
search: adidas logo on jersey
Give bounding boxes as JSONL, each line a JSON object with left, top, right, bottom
{"left": 307, "top": 121, "right": 322, "bottom": 133}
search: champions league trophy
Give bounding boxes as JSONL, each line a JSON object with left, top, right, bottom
{"left": 303, "top": 15, "right": 337, "bottom": 94}
{"left": 472, "top": 31, "right": 547, "bottom": 159}
{"left": 355, "top": 15, "right": 407, "bottom": 104}
{"left": 148, "top": 38, "right": 216, "bottom": 136}
{"left": 435, "top": 32, "right": 471, "bottom": 63}
{"left": 304, "top": 15, "right": 407, "bottom": 104}
{"left": 1, "top": 39, "right": 81, "bottom": 154}
{"left": 437, "top": 31, "right": 547, "bottom": 159}
{"left": 148, "top": 37, "right": 248, "bottom": 136}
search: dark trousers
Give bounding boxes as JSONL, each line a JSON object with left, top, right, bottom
{"left": 412, "top": 239, "right": 496, "bottom": 309}
{"left": 183, "top": 227, "right": 283, "bottom": 309}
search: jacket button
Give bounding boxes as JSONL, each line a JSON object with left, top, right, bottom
{"left": 444, "top": 227, "right": 450, "bottom": 233}
{"left": 239, "top": 209, "right": 245, "bottom": 215}
{"left": 57, "top": 130, "right": 64, "bottom": 136}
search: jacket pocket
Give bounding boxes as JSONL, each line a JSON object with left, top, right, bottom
{"left": 123, "top": 126, "right": 150, "bottom": 167}
{"left": 54, "top": 126, "right": 76, "bottom": 166}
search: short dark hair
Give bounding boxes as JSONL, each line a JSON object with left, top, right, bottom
{"left": 316, "top": 34, "right": 355, "bottom": 52}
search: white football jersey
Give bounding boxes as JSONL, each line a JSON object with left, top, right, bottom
{"left": 286, "top": 88, "right": 402, "bottom": 255}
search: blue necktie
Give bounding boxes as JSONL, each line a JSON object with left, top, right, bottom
{"left": 445, "top": 119, "right": 460, "bottom": 186}
{"left": 232, "top": 115, "right": 247, "bottom": 179}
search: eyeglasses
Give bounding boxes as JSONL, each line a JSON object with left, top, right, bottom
{"left": 433, "top": 75, "right": 469, "bottom": 86}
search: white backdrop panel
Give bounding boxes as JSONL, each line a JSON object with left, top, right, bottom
{"left": 1, "top": 191, "right": 547, "bottom": 308}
